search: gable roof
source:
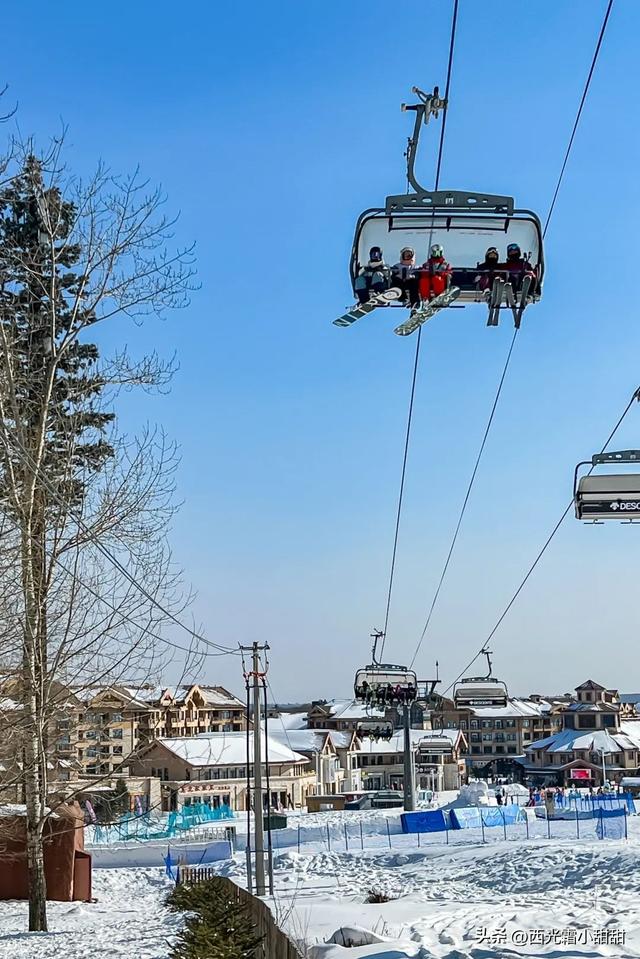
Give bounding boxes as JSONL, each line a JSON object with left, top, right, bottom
{"left": 150, "top": 732, "right": 307, "bottom": 767}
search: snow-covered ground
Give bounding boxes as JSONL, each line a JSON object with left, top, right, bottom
{"left": 1, "top": 804, "right": 638, "bottom": 958}
{"left": 0, "top": 869, "right": 178, "bottom": 959}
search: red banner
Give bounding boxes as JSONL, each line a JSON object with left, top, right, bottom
{"left": 570, "top": 768, "right": 592, "bottom": 780}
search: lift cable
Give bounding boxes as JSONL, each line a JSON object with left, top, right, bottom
{"left": 380, "top": 0, "right": 459, "bottom": 659}
{"left": 440, "top": 383, "right": 640, "bottom": 698}
{"left": 408, "top": 327, "right": 518, "bottom": 668}
{"left": 406, "top": 0, "right": 615, "bottom": 671}
{"left": 543, "top": 0, "right": 614, "bottom": 238}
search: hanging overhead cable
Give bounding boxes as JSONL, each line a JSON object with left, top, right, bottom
{"left": 442, "top": 383, "right": 638, "bottom": 698}
{"left": 407, "top": 0, "right": 615, "bottom": 671}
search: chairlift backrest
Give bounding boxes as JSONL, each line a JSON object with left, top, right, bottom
{"left": 575, "top": 461, "right": 640, "bottom": 521}
{"left": 417, "top": 735, "right": 453, "bottom": 758}
{"left": 453, "top": 678, "right": 508, "bottom": 708}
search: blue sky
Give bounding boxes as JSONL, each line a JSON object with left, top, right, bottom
{"left": 6, "top": 1, "right": 640, "bottom": 700}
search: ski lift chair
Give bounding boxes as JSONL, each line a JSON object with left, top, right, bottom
{"left": 353, "top": 665, "right": 418, "bottom": 704}
{"left": 417, "top": 733, "right": 453, "bottom": 758}
{"left": 356, "top": 720, "right": 394, "bottom": 741}
{"left": 346, "top": 88, "right": 544, "bottom": 328}
{"left": 574, "top": 451, "right": 640, "bottom": 521}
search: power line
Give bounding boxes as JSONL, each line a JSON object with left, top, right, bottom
{"left": 1, "top": 430, "right": 239, "bottom": 657}
{"left": 407, "top": 0, "right": 614, "bottom": 672}
{"left": 380, "top": 0, "right": 459, "bottom": 659}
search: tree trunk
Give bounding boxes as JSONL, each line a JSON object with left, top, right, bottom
{"left": 24, "top": 746, "right": 47, "bottom": 932}
{"left": 21, "top": 513, "right": 49, "bottom": 932}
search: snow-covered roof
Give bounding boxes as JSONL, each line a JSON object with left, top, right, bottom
{"left": 310, "top": 700, "right": 386, "bottom": 721}
{"left": 154, "top": 732, "right": 307, "bottom": 767}
{"left": 470, "top": 698, "right": 555, "bottom": 719}
{"left": 268, "top": 727, "right": 354, "bottom": 753}
{"left": 275, "top": 711, "right": 309, "bottom": 731}
{"left": 193, "top": 685, "right": 243, "bottom": 708}
{"left": 0, "top": 697, "right": 20, "bottom": 712}
{"left": 566, "top": 701, "right": 618, "bottom": 713}
{"left": 527, "top": 721, "right": 640, "bottom": 755}
{"left": 267, "top": 728, "right": 330, "bottom": 754}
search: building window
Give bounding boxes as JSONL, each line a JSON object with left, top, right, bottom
{"left": 507, "top": 747, "right": 517, "bottom": 754}
{"left": 601, "top": 715, "right": 616, "bottom": 728}
{"left": 471, "top": 733, "right": 480, "bottom": 743}
{"left": 482, "top": 734, "right": 492, "bottom": 742}
{"left": 495, "top": 746, "right": 505, "bottom": 754}
{"left": 507, "top": 733, "right": 516, "bottom": 741}
{"left": 482, "top": 720, "right": 492, "bottom": 729}
{"left": 523, "top": 719, "right": 530, "bottom": 727}
{"left": 470, "top": 720, "right": 479, "bottom": 730}
{"left": 494, "top": 720, "right": 502, "bottom": 729}
{"left": 113, "top": 745, "right": 123, "bottom": 755}
{"left": 483, "top": 746, "right": 493, "bottom": 755}
{"left": 506, "top": 720, "right": 516, "bottom": 728}
{"left": 460, "top": 720, "right": 467, "bottom": 730}
{"left": 578, "top": 715, "right": 596, "bottom": 729}
{"left": 111, "top": 728, "right": 124, "bottom": 739}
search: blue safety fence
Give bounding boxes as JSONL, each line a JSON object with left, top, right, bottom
{"left": 595, "top": 807, "right": 628, "bottom": 839}
{"left": 91, "top": 802, "right": 234, "bottom": 844}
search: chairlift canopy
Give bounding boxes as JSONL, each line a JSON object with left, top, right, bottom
{"left": 351, "top": 204, "right": 544, "bottom": 304}
{"left": 453, "top": 678, "right": 508, "bottom": 709}
{"left": 354, "top": 666, "right": 418, "bottom": 697}
{"left": 417, "top": 735, "right": 453, "bottom": 758}
{"left": 574, "top": 451, "right": 640, "bottom": 521}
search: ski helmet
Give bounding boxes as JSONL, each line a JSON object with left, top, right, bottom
{"left": 485, "top": 247, "right": 499, "bottom": 262}
{"left": 430, "top": 243, "right": 444, "bottom": 258}
{"left": 400, "top": 246, "right": 415, "bottom": 259}
{"left": 369, "top": 246, "right": 383, "bottom": 262}
{"left": 507, "top": 243, "right": 521, "bottom": 258}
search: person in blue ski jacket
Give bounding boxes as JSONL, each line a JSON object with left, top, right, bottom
{"left": 355, "top": 246, "right": 392, "bottom": 304}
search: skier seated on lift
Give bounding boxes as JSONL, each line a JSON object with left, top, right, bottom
{"left": 417, "top": 244, "right": 452, "bottom": 303}
{"left": 355, "top": 246, "right": 392, "bottom": 304}
{"left": 475, "top": 247, "right": 504, "bottom": 297}
{"left": 502, "top": 243, "right": 536, "bottom": 299}
{"left": 391, "top": 247, "right": 420, "bottom": 307}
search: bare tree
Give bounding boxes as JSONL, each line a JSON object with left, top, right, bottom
{"left": 0, "top": 135, "right": 201, "bottom": 930}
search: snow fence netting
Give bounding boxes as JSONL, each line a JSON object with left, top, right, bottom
{"left": 400, "top": 810, "right": 449, "bottom": 833}
{"left": 595, "top": 808, "right": 627, "bottom": 839}
{"left": 450, "top": 805, "right": 525, "bottom": 830}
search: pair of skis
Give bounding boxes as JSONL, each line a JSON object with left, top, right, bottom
{"left": 333, "top": 286, "right": 460, "bottom": 335}
{"left": 487, "top": 275, "right": 533, "bottom": 329}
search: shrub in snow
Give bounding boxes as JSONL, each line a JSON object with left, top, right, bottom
{"left": 167, "top": 879, "right": 263, "bottom": 959}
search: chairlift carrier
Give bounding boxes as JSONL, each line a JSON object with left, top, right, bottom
{"left": 356, "top": 720, "right": 394, "bottom": 740}
{"left": 417, "top": 733, "right": 453, "bottom": 758}
{"left": 453, "top": 650, "right": 509, "bottom": 709}
{"left": 353, "top": 630, "right": 418, "bottom": 701}
{"left": 350, "top": 87, "right": 545, "bottom": 310}
{"left": 574, "top": 451, "right": 640, "bottom": 521}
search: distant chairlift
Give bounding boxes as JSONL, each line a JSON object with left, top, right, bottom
{"left": 453, "top": 650, "right": 508, "bottom": 709}
{"left": 356, "top": 720, "right": 395, "bottom": 742}
{"left": 574, "top": 451, "right": 640, "bottom": 522}
{"left": 417, "top": 733, "right": 453, "bottom": 760}
{"left": 353, "top": 630, "right": 418, "bottom": 706}
{"left": 343, "top": 86, "right": 544, "bottom": 333}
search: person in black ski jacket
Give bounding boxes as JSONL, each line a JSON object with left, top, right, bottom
{"left": 391, "top": 247, "right": 420, "bottom": 307}
{"left": 475, "top": 246, "right": 504, "bottom": 296}
{"left": 502, "top": 243, "right": 536, "bottom": 296}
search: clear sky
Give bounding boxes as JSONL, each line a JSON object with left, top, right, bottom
{"left": 6, "top": 1, "right": 640, "bottom": 701}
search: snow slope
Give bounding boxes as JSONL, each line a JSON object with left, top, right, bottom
{"left": 0, "top": 869, "right": 178, "bottom": 959}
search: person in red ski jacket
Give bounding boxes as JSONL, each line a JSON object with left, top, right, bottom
{"left": 418, "top": 244, "right": 452, "bottom": 302}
